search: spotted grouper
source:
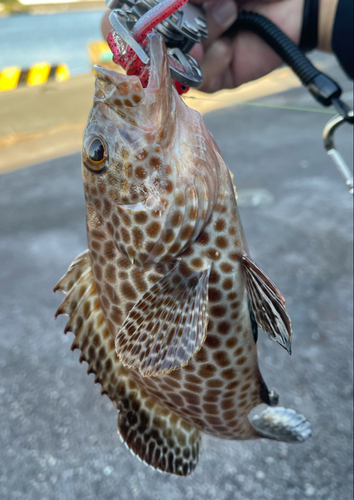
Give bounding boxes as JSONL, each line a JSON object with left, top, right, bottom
{"left": 54, "top": 32, "right": 311, "bottom": 476}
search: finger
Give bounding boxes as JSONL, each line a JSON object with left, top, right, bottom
{"left": 189, "top": 42, "right": 204, "bottom": 65}
{"left": 230, "top": 31, "right": 282, "bottom": 87}
{"left": 197, "top": 39, "right": 233, "bottom": 93}
{"left": 203, "top": 0, "right": 238, "bottom": 49}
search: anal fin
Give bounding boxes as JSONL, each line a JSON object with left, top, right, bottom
{"left": 118, "top": 391, "right": 200, "bottom": 476}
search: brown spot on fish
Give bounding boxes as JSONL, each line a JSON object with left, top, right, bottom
{"left": 236, "top": 356, "right": 247, "bottom": 366}
{"left": 222, "top": 278, "right": 233, "bottom": 290}
{"left": 132, "top": 94, "right": 142, "bottom": 104}
{"left": 135, "top": 166, "right": 147, "bottom": 179}
{"left": 175, "top": 191, "right": 185, "bottom": 206}
{"left": 208, "top": 288, "right": 222, "bottom": 302}
{"left": 216, "top": 236, "right": 228, "bottom": 249}
{"left": 105, "top": 264, "right": 116, "bottom": 283}
{"left": 215, "top": 203, "right": 227, "bottom": 213}
{"left": 162, "top": 229, "right": 174, "bottom": 244}
{"left": 180, "top": 225, "right": 193, "bottom": 240}
{"left": 179, "top": 247, "right": 193, "bottom": 258}
{"left": 104, "top": 241, "right": 115, "bottom": 260}
{"left": 93, "top": 264, "right": 103, "bottom": 281}
{"left": 213, "top": 351, "right": 231, "bottom": 367}
{"left": 205, "top": 248, "right": 220, "bottom": 261}
{"left": 134, "top": 211, "right": 148, "bottom": 224}
{"left": 179, "top": 261, "right": 193, "bottom": 278}
{"left": 226, "top": 337, "right": 238, "bottom": 349}
{"left": 205, "top": 335, "right": 221, "bottom": 349}
{"left": 203, "top": 404, "right": 219, "bottom": 415}
{"left": 118, "top": 208, "right": 131, "bottom": 227}
{"left": 223, "top": 409, "right": 237, "bottom": 421}
{"left": 217, "top": 321, "right": 231, "bottom": 335}
{"left": 117, "top": 81, "right": 129, "bottom": 95}
{"left": 111, "top": 307, "right": 123, "bottom": 324}
{"left": 87, "top": 205, "right": 103, "bottom": 228}
{"left": 214, "top": 219, "right": 226, "bottom": 231}
{"left": 146, "top": 221, "right": 161, "bottom": 238}
{"left": 221, "top": 399, "right": 234, "bottom": 410}
{"left": 132, "top": 227, "right": 144, "bottom": 249}
{"left": 196, "top": 232, "right": 209, "bottom": 246}
{"left": 189, "top": 207, "right": 198, "bottom": 220}
{"left": 190, "top": 258, "right": 203, "bottom": 269}
{"left": 171, "top": 211, "right": 183, "bottom": 228}
{"left": 229, "top": 252, "right": 240, "bottom": 261}
{"left": 121, "top": 228, "right": 131, "bottom": 243}
{"left": 210, "top": 305, "right": 226, "bottom": 318}
{"left": 112, "top": 213, "right": 120, "bottom": 227}
{"left": 221, "top": 368, "right": 236, "bottom": 380}
{"left": 164, "top": 180, "right": 174, "bottom": 194}
{"left": 220, "top": 263, "right": 233, "bottom": 273}
{"left": 150, "top": 157, "right": 161, "bottom": 169}
{"left": 198, "top": 363, "right": 216, "bottom": 378}
{"left": 91, "top": 240, "right": 101, "bottom": 251}
{"left": 194, "top": 348, "right": 207, "bottom": 363}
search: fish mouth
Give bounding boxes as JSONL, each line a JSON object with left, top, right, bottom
{"left": 93, "top": 32, "right": 172, "bottom": 102}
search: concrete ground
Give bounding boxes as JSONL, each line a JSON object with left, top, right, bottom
{"left": 0, "top": 58, "right": 353, "bottom": 500}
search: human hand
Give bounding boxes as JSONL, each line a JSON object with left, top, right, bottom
{"left": 190, "top": 0, "right": 304, "bottom": 92}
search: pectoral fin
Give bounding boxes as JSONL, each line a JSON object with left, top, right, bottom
{"left": 242, "top": 253, "right": 292, "bottom": 354}
{"left": 115, "top": 260, "right": 211, "bottom": 377}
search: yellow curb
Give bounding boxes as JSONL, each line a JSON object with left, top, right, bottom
{"left": 0, "top": 63, "right": 70, "bottom": 91}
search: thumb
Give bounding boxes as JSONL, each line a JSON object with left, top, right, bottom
{"left": 197, "top": 39, "right": 233, "bottom": 93}
{"left": 203, "top": 0, "right": 238, "bottom": 49}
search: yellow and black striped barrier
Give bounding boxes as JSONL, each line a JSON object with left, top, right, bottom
{"left": 0, "top": 63, "right": 70, "bottom": 92}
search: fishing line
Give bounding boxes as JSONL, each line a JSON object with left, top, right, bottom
{"left": 182, "top": 95, "right": 336, "bottom": 115}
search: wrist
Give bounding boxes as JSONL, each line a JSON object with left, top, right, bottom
{"left": 318, "top": 0, "right": 340, "bottom": 52}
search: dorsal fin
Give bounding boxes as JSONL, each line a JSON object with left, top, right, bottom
{"left": 242, "top": 253, "right": 292, "bottom": 353}
{"left": 115, "top": 260, "right": 211, "bottom": 377}
{"left": 54, "top": 251, "right": 201, "bottom": 476}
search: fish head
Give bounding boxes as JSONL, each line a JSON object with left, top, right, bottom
{"left": 82, "top": 32, "right": 176, "bottom": 202}
{"left": 82, "top": 32, "right": 218, "bottom": 265}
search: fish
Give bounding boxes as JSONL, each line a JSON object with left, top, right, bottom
{"left": 54, "top": 32, "right": 311, "bottom": 476}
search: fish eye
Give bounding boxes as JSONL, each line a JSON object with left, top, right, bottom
{"left": 83, "top": 136, "right": 108, "bottom": 173}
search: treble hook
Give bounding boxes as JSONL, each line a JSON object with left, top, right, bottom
{"left": 323, "top": 110, "right": 354, "bottom": 195}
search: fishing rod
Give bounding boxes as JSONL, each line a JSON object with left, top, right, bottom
{"left": 105, "top": 0, "right": 353, "bottom": 194}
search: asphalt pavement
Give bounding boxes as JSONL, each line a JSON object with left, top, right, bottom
{"left": 0, "top": 63, "right": 353, "bottom": 500}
